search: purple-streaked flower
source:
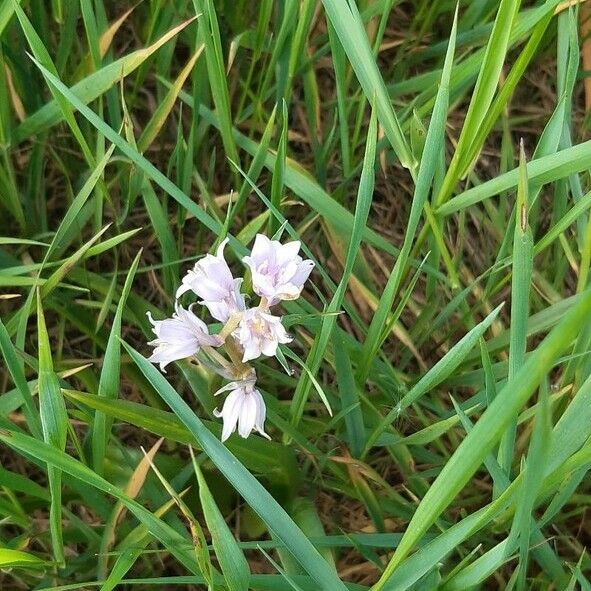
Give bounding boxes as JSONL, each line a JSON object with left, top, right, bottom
{"left": 235, "top": 307, "right": 292, "bottom": 362}
{"left": 147, "top": 303, "right": 221, "bottom": 370}
{"left": 176, "top": 238, "right": 245, "bottom": 322}
{"left": 214, "top": 378, "right": 269, "bottom": 441}
{"left": 242, "top": 234, "right": 314, "bottom": 306}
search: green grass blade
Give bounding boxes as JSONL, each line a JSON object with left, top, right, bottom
{"left": 0, "top": 320, "right": 42, "bottom": 438}
{"left": 192, "top": 0, "right": 240, "bottom": 181}
{"left": 41, "top": 144, "right": 115, "bottom": 267}
{"left": 123, "top": 341, "right": 350, "bottom": 591}
{"left": 27, "top": 56, "right": 228, "bottom": 245}
{"left": 437, "top": 0, "right": 521, "bottom": 203}
{"left": 63, "top": 388, "right": 298, "bottom": 487}
{"left": 511, "top": 381, "right": 552, "bottom": 590}
{"left": 0, "top": 0, "right": 19, "bottom": 37}
{"left": 373, "top": 287, "right": 591, "bottom": 589}
{"left": 194, "top": 461, "right": 250, "bottom": 591}
{"left": 141, "top": 181, "right": 178, "bottom": 294}
{"left": 12, "top": 0, "right": 99, "bottom": 169}
{"left": 357, "top": 11, "right": 457, "bottom": 382}
{"left": 334, "top": 333, "right": 365, "bottom": 458}
{"left": 497, "top": 144, "right": 533, "bottom": 483}
{"left": 0, "top": 428, "right": 200, "bottom": 573}
{"left": 363, "top": 304, "right": 502, "bottom": 457}
{"left": 0, "top": 548, "right": 46, "bottom": 569}
{"left": 36, "top": 294, "right": 68, "bottom": 566}
{"left": 437, "top": 138, "right": 591, "bottom": 216}
{"left": 138, "top": 47, "right": 203, "bottom": 153}
{"left": 40, "top": 224, "right": 111, "bottom": 297}
{"left": 320, "top": 0, "right": 414, "bottom": 173}
{"left": 289, "top": 103, "right": 377, "bottom": 429}
{"left": 13, "top": 18, "right": 196, "bottom": 144}
{"left": 91, "top": 250, "right": 141, "bottom": 475}
{"left": 269, "top": 100, "right": 287, "bottom": 236}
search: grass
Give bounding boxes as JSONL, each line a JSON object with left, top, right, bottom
{"left": 0, "top": 1, "right": 590, "bottom": 589}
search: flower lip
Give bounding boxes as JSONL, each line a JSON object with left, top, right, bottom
{"left": 234, "top": 307, "right": 292, "bottom": 362}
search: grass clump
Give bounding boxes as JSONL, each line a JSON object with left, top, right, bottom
{"left": 0, "top": 1, "right": 590, "bottom": 590}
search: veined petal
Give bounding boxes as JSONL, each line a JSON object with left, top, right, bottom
{"left": 237, "top": 392, "right": 257, "bottom": 438}
{"left": 276, "top": 240, "right": 301, "bottom": 266}
{"left": 252, "top": 388, "right": 270, "bottom": 439}
{"left": 235, "top": 307, "right": 291, "bottom": 362}
{"left": 214, "top": 388, "right": 242, "bottom": 442}
{"left": 242, "top": 234, "right": 313, "bottom": 306}
{"left": 176, "top": 238, "right": 244, "bottom": 321}
{"left": 146, "top": 304, "right": 218, "bottom": 371}
{"left": 213, "top": 379, "right": 269, "bottom": 441}
{"left": 249, "top": 233, "right": 273, "bottom": 266}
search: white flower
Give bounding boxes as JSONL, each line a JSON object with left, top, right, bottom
{"left": 147, "top": 303, "right": 221, "bottom": 371}
{"left": 235, "top": 307, "right": 292, "bottom": 362}
{"left": 242, "top": 234, "right": 314, "bottom": 306}
{"left": 176, "top": 238, "right": 245, "bottom": 322}
{"left": 214, "top": 378, "right": 269, "bottom": 441}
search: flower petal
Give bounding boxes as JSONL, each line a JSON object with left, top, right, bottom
{"left": 237, "top": 392, "right": 257, "bottom": 438}
{"left": 146, "top": 304, "right": 218, "bottom": 370}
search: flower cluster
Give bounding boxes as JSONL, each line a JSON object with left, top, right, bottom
{"left": 147, "top": 234, "right": 314, "bottom": 441}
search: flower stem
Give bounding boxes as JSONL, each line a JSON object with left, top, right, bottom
{"left": 224, "top": 336, "right": 251, "bottom": 376}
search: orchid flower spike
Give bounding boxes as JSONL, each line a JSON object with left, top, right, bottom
{"left": 214, "top": 376, "right": 269, "bottom": 441}
{"left": 148, "top": 232, "right": 314, "bottom": 441}
{"left": 176, "top": 238, "right": 245, "bottom": 322}
{"left": 243, "top": 234, "right": 314, "bottom": 306}
{"left": 235, "top": 307, "right": 292, "bottom": 362}
{"left": 147, "top": 303, "right": 220, "bottom": 371}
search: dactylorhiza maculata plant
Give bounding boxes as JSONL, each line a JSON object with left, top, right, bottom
{"left": 147, "top": 234, "right": 314, "bottom": 441}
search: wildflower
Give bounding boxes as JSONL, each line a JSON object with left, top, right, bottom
{"left": 235, "top": 307, "right": 292, "bottom": 362}
{"left": 214, "top": 377, "right": 269, "bottom": 441}
{"left": 176, "top": 238, "right": 244, "bottom": 322}
{"left": 243, "top": 234, "right": 314, "bottom": 306}
{"left": 147, "top": 303, "right": 220, "bottom": 370}
{"left": 148, "top": 232, "right": 315, "bottom": 441}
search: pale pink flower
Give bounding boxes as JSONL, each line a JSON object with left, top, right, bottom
{"left": 214, "top": 378, "right": 269, "bottom": 441}
{"left": 242, "top": 234, "right": 314, "bottom": 306}
{"left": 176, "top": 238, "right": 244, "bottom": 322}
{"left": 235, "top": 307, "right": 292, "bottom": 362}
{"left": 147, "top": 303, "right": 220, "bottom": 370}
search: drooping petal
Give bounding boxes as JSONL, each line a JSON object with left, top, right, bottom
{"left": 249, "top": 269, "right": 276, "bottom": 300}
{"left": 214, "top": 388, "right": 242, "bottom": 441}
{"left": 252, "top": 388, "right": 270, "bottom": 439}
{"left": 242, "top": 340, "right": 263, "bottom": 363}
{"left": 260, "top": 338, "right": 279, "bottom": 358}
{"left": 237, "top": 391, "right": 257, "bottom": 438}
{"left": 213, "top": 379, "right": 268, "bottom": 441}
{"left": 174, "top": 303, "right": 220, "bottom": 345}
{"left": 176, "top": 262, "right": 232, "bottom": 301}
{"left": 290, "top": 259, "right": 315, "bottom": 287}
{"left": 213, "top": 380, "right": 241, "bottom": 397}
{"left": 147, "top": 341, "right": 199, "bottom": 371}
